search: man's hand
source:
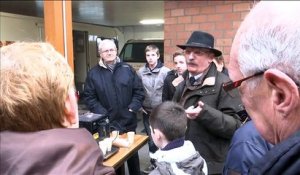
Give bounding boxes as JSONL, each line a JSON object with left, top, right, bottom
{"left": 185, "top": 101, "right": 204, "bottom": 119}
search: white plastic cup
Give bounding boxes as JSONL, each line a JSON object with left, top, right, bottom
{"left": 105, "top": 138, "right": 113, "bottom": 152}
{"left": 99, "top": 140, "right": 107, "bottom": 155}
{"left": 111, "top": 130, "right": 119, "bottom": 140}
{"left": 127, "top": 131, "right": 135, "bottom": 145}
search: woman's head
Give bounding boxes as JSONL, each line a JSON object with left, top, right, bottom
{"left": 0, "top": 42, "right": 76, "bottom": 132}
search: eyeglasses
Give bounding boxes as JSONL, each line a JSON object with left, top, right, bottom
{"left": 184, "top": 49, "right": 210, "bottom": 57}
{"left": 223, "top": 70, "right": 300, "bottom": 92}
{"left": 223, "top": 71, "right": 265, "bottom": 92}
{"left": 100, "top": 48, "right": 116, "bottom": 54}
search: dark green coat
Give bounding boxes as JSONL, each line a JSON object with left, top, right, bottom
{"left": 173, "top": 63, "right": 243, "bottom": 174}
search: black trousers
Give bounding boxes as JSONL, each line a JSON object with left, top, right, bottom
{"left": 142, "top": 112, "right": 158, "bottom": 154}
{"left": 127, "top": 152, "right": 140, "bottom": 175}
{"left": 115, "top": 147, "right": 140, "bottom": 175}
{"left": 115, "top": 128, "right": 141, "bottom": 175}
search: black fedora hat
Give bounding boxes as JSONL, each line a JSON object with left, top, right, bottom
{"left": 177, "top": 31, "right": 222, "bottom": 57}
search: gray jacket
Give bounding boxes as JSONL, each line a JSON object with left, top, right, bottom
{"left": 138, "top": 61, "right": 170, "bottom": 111}
{"left": 150, "top": 141, "right": 207, "bottom": 175}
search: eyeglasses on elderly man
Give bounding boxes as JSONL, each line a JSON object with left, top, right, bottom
{"left": 223, "top": 70, "right": 300, "bottom": 92}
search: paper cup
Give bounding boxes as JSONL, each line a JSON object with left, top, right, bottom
{"left": 105, "top": 138, "right": 113, "bottom": 152}
{"left": 111, "top": 130, "right": 119, "bottom": 140}
{"left": 127, "top": 131, "right": 135, "bottom": 145}
{"left": 99, "top": 140, "right": 107, "bottom": 155}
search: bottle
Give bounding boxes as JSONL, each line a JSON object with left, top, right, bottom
{"left": 104, "top": 117, "right": 110, "bottom": 138}
{"left": 97, "top": 115, "right": 110, "bottom": 141}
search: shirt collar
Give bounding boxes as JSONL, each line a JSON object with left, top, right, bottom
{"left": 161, "top": 137, "right": 185, "bottom": 151}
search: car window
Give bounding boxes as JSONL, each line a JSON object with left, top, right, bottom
{"left": 120, "top": 41, "right": 164, "bottom": 63}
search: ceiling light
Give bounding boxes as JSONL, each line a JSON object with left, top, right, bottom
{"left": 139, "top": 19, "right": 164, "bottom": 25}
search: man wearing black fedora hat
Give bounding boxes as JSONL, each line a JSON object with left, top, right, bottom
{"left": 172, "top": 31, "right": 243, "bottom": 174}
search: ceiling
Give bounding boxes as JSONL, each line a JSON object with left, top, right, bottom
{"left": 0, "top": 1, "right": 164, "bottom": 27}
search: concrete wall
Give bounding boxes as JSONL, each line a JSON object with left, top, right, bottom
{"left": 0, "top": 12, "right": 123, "bottom": 86}
{"left": 0, "top": 12, "right": 164, "bottom": 90}
{"left": 0, "top": 12, "right": 44, "bottom": 41}
{"left": 163, "top": 1, "right": 255, "bottom": 68}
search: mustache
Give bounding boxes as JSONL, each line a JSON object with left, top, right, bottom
{"left": 187, "top": 62, "right": 197, "bottom": 66}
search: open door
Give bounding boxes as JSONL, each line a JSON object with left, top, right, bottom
{"left": 73, "top": 30, "right": 89, "bottom": 104}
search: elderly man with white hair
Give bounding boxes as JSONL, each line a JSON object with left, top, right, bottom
{"left": 228, "top": 1, "right": 300, "bottom": 174}
{"left": 82, "top": 39, "right": 144, "bottom": 175}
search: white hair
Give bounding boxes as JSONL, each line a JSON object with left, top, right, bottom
{"left": 237, "top": 1, "right": 300, "bottom": 88}
{"left": 98, "top": 39, "right": 116, "bottom": 52}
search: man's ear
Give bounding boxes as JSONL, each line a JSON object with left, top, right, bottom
{"left": 208, "top": 54, "right": 215, "bottom": 63}
{"left": 264, "top": 69, "right": 299, "bottom": 117}
{"left": 153, "top": 128, "right": 165, "bottom": 140}
{"left": 64, "top": 91, "right": 78, "bottom": 128}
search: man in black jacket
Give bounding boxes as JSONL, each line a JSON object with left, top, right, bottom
{"left": 162, "top": 51, "right": 187, "bottom": 102}
{"left": 83, "top": 39, "right": 144, "bottom": 175}
{"left": 229, "top": 1, "right": 300, "bottom": 174}
{"left": 173, "top": 31, "right": 243, "bottom": 174}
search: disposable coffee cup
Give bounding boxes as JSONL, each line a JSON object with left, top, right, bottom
{"left": 127, "top": 131, "right": 135, "bottom": 145}
{"left": 99, "top": 140, "right": 107, "bottom": 155}
{"left": 111, "top": 130, "right": 119, "bottom": 140}
{"left": 105, "top": 138, "right": 113, "bottom": 152}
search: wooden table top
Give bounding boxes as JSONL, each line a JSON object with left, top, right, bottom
{"left": 103, "top": 134, "right": 148, "bottom": 169}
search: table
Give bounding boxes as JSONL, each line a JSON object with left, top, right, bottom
{"left": 103, "top": 134, "right": 148, "bottom": 171}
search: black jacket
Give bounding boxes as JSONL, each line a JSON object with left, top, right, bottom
{"left": 173, "top": 63, "right": 243, "bottom": 174}
{"left": 82, "top": 60, "right": 144, "bottom": 133}
{"left": 162, "top": 70, "right": 178, "bottom": 102}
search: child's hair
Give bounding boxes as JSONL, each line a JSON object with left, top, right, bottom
{"left": 172, "top": 51, "right": 184, "bottom": 61}
{"left": 145, "top": 44, "right": 160, "bottom": 56}
{"left": 149, "top": 101, "right": 187, "bottom": 141}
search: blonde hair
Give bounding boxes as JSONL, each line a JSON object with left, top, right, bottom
{"left": 145, "top": 44, "right": 160, "bottom": 56}
{"left": 0, "top": 42, "right": 74, "bottom": 132}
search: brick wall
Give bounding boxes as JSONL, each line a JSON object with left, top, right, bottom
{"left": 164, "top": 1, "right": 256, "bottom": 68}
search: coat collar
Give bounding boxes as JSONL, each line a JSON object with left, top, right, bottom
{"left": 153, "top": 141, "right": 197, "bottom": 162}
{"left": 141, "top": 60, "right": 164, "bottom": 74}
{"left": 98, "top": 56, "right": 121, "bottom": 69}
{"left": 197, "top": 63, "right": 217, "bottom": 87}
{"left": 146, "top": 60, "right": 163, "bottom": 72}
{"left": 184, "top": 63, "right": 218, "bottom": 88}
